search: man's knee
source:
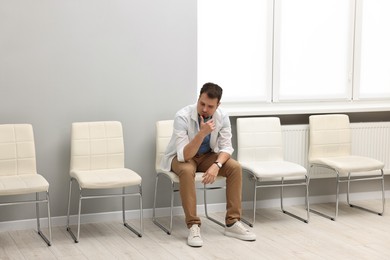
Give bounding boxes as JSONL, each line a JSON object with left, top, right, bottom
{"left": 224, "top": 159, "right": 242, "bottom": 176}
{"left": 173, "top": 162, "right": 196, "bottom": 178}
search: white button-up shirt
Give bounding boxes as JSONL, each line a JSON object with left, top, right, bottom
{"left": 160, "top": 103, "right": 234, "bottom": 171}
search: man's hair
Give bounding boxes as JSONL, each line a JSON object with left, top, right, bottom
{"left": 199, "top": 82, "right": 223, "bottom": 103}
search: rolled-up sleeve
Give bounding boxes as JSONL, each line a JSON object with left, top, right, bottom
{"left": 216, "top": 114, "right": 234, "bottom": 155}
{"left": 173, "top": 116, "right": 190, "bottom": 162}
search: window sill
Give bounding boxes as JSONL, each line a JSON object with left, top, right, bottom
{"left": 220, "top": 101, "right": 390, "bottom": 117}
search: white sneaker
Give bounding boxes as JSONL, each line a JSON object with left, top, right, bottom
{"left": 224, "top": 221, "right": 256, "bottom": 241}
{"left": 187, "top": 224, "right": 203, "bottom": 247}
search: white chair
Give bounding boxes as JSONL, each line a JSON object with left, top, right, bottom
{"left": 152, "top": 120, "right": 225, "bottom": 234}
{"left": 0, "top": 124, "right": 52, "bottom": 246}
{"left": 308, "top": 114, "right": 385, "bottom": 220}
{"left": 237, "top": 117, "right": 309, "bottom": 226}
{"left": 66, "top": 121, "right": 143, "bottom": 242}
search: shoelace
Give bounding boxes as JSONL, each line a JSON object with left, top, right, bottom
{"left": 235, "top": 222, "right": 249, "bottom": 233}
{"left": 190, "top": 225, "right": 201, "bottom": 238}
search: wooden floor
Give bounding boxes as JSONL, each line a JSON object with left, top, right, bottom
{"left": 1, "top": 200, "right": 389, "bottom": 259}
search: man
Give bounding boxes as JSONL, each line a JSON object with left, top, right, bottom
{"left": 161, "top": 82, "right": 256, "bottom": 247}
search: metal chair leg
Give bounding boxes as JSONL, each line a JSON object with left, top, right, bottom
{"left": 36, "top": 192, "right": 52, "bottom": 246}
{"left": 66, "top": 181, "right": 82, "bottom": 243}
{"left": 203, "top": 184, "right": 225, "bottom": 227}
{"left": 347, "top": 170, "right": 385, "bottom": 216}
{"left": 281, "top": 177, "right": 310, "bottom": 223}
{"left": 241, "top": 177, "right": 257, "bottom": 227}
{"left": 152, "top": 175, "right": 159, "bottom": 223}
{"left": 152, "top": 174, "right": 175, "bottom": 235}
{"left": 139, "top": 185, "right": 143, "bottom": 234}
{"left": 66, "top": 179, "right": 72, "bottom": 230}
{"left": 309, "top": 166, "right": 338, "bottom": 221}
{"left": 305, "top": 176, "right": 310, "bottom": 222}
{"left": 123, "top": 186, "right": 143, "bottom": 237}
{"left": 66, "top": 179, "right": 80, "bottom": 243}
{"left": 75, "top": 189, "right": 82, "bottom": 242}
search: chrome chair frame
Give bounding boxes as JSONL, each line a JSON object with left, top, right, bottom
{"left": 237, "top": 117, "right": 310, "bottom": 227}
{"left": 0, "top": 192, "right": 52, "bottom": 246}
{"left": 309, "top": 164, "right": 385, "bottom": 221}
{"left": 66, "top": 179, "right": 143, "bottom": 242}
{"left": 308, "top": 114, "right": 385, "bottom": 221}
{"left": 0, "top": 124, "right": 52, "bottom": 246}
{"left": 66, "top": 121, "right": 143, "bottom": 243}
{"left": 241, "top": 170, "right": 310, "bottom": 227}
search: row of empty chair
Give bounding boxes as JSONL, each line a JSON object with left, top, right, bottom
{"left": 0, "top": 122, "right": 143, "bottom": 246}
{"left": 0, "top": 114, "right": 386, "bottom": 246}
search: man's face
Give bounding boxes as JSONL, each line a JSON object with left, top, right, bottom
{"left": 197, "top": 93, "right": 220, "bottom": 119}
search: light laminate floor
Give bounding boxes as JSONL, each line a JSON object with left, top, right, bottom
{"left": 1, "top": 200, "right": 389, "bottom": 260}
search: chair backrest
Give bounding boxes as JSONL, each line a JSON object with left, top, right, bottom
{"left": 155, "top": 120, "right": 174, "bottom": 171}
{"left": 308, "top": 114, "right": 351, "bottom": 162}
{"left": 70, "top": 121, "right": 125, "bottom": 171}
{"left": 0, "top": 124, "right": 37, "bottom": 176}
{"left": 237, "top": 117, "right": 284, "bottom": 162}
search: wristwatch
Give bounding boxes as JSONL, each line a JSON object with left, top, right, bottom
{"left": 214, "top": 161, "right": 222, "bottom": 169}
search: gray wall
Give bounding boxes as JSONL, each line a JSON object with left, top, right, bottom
{"left": 0, "top": 0, "right": 197, "bottom": 221}
{"left": 0, "top": 1, "right": 388, "bottom": 223}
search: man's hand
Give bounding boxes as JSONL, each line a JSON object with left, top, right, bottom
{"left": 199, "top": 116, "right": 215, "bottom": 136}
{"left": 202, "top": 163, "right": 219, "bottom": 184}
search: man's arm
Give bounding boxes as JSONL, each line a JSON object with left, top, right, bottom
{"left": 202, "top": 112, "right": 234, "bottom": 184}
{"left": 183, "top": 116, "right": 215, "bottom": 161}
{"left": 215, "top": 151, "right": 231, "bottom": 166}
{"left": 201, "top": 151, "right": 231, "bottom": 184}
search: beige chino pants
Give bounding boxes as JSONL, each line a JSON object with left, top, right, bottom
{"left": 171, "top": 152, "right": 242, "bottom": 228}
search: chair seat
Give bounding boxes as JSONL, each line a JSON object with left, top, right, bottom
{"left": 310, "top": 155, "right": 384, "bottom": 175}
{"left": 0, "top": 174, "right": 49, "bottom": 196}
{"left": 70, "top": 168, "right": 142, "bottom": 189}
{"left": 240, "top": 161, "right": 307, "bottom": 179}
{"left": 157, "top": 170, "right": 225, "bottom": 183}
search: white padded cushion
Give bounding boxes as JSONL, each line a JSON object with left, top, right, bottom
{"left": 71, "top": 121, "right": 125, "bottom": 171}
{"left": 309, "top": 114, "right": 351, "bottom": 161}
{"left": 155, "top": 120, "right": 174, "bottom": 172}
{"left": 0, "top": 174, "right": 49, "bottom": 195}
{"left": 70, "top": 168, "right": 142, "bottom": 189}
{"left": 311, "top": 156, "right": 385, "bottom": 175}
{"left": 240, "top": 161, "right": 307, "bottom": 179}
{"left": 237, "top": 117, "right": 284, "bottom": 162}
{"left": 0, "top": 124, "right": 37, "bottom": 176}
{"left": 0, "top": 124, "right": 48, "bottom": 196}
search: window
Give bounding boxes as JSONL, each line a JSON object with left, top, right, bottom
{"left": 198, "top": 0, "right": 390, "bottom": 114}
{"left": 355, "top": 0, "right": 390, "bottom": 99}
{"left": 197, "top": 0, "right": 272, "bottom": 102}
{"left": 275, "top": 0, "right": 352, "bottom": 101}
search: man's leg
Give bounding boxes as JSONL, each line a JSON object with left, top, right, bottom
{"left": 196, "top": 154, "right": 242, "bottom": 226}
{"left": 217, "top": 159, "right": 242, "bottom": 225}
{"left": 171, "top": 156, "right": 201, "bottom": 228}
{"left": 196, "top": 154, "right": 255, "bottom": 241}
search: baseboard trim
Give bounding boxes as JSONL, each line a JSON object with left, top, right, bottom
{"left": 1, "top": 190, "right": 388, "bottom": 232}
